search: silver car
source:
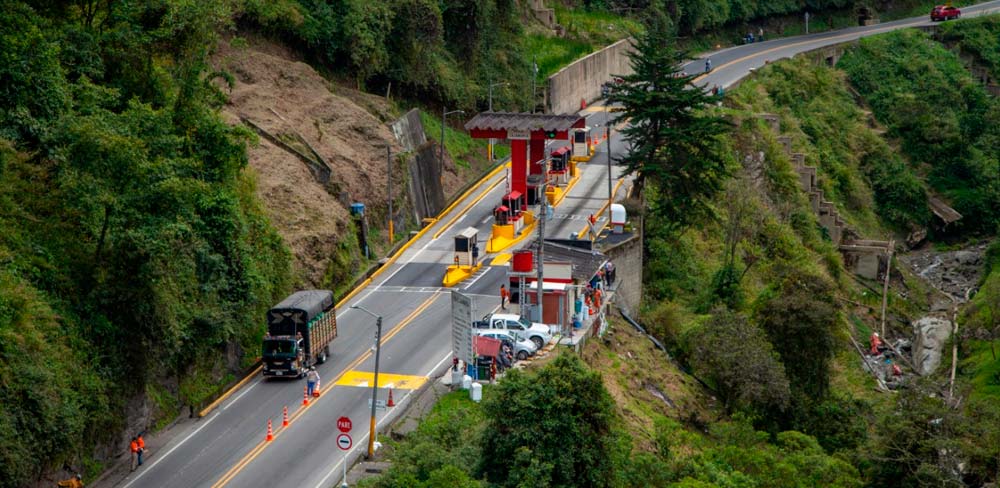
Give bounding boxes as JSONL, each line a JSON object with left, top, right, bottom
{"left": 477, "top": 330, "right": 537, "bottom": 361}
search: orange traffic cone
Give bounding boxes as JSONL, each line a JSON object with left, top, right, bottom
{"left": 266, "top": 418, "right": 274, "bottom": 441}
{"left": 312, "top": 381, "right": 321, "bottom": 398}
{"left": 387, "top": 388, "right": 395, "bottom": 407}
{"left": 282, "top": 406, "right": 289, "bottom": 427}
{"left": 302, "top": 386, "right": 309, "bottom": 406}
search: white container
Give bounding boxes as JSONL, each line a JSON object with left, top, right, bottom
{"left": 470, "top": 382, "right": 483, "bottom": 403}
{"left": 610, "top": 204, "right": 627, "bottom": 234}
{"left": 451, "top": 368, "right": 463, "bottom": 387}
{"left": 461, "top": 374, "right": 473, "bottom": 390}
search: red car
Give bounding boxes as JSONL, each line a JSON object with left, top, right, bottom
{"left": 931, "top": 5, "right": 961, "bottom": 21}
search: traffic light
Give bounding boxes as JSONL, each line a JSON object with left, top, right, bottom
{"left": 545, "top": 130, "right": 557, "bottom": 138}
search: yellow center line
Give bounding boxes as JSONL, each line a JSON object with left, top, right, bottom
{"left": 211, "top": 293, "right": 441, "bottom": 488}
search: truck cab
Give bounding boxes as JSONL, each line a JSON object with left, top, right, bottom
{"left": 262, "top": 335, "right": 305, "bottom": 378}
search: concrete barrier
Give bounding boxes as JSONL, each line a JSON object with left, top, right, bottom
{"left": 547, "top": 38, "right": 634, "bottom": 115}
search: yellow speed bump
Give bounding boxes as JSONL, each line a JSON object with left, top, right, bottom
{"left": 335, "top": 371, "right": 428, "bottom": 390}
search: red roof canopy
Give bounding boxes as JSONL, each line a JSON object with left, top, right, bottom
{"left": 551, "top": 146, "right": 570, "bottom": 156}
{"left": 504, "top": 191, "right": 522, "bottom": 200}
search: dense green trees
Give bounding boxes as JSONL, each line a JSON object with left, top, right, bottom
{"left": 608, "top": 13, "right": 731, "bottom": 230}
{"left": 0, "top": 2, "right": 291, "bottom": 485}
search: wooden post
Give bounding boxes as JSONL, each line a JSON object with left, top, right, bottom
{"left": 880, "top": 241, "right": 894, "bottom": 337}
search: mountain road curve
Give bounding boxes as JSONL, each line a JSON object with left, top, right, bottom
{"left": 102, "top": 4, "right": 1000, "bottom": 486}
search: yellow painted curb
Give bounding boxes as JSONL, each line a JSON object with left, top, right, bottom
{"left": 443, "top": 263, "right": 483, "bottom": 287}
{"left": 491, "top": 253, "right": 513, "bottom": 266}
{"left": 198, "top": 364, "right": 263, "bottom": 418}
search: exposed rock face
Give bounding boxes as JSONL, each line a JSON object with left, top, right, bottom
{"left": 912, "top": 315, "right": 953, "bottom": 375}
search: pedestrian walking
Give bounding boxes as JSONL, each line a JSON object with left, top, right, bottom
{"left": 306, "top": 367, "right": 320, "bottom": 397}
{"left": 758, "top": 26, "right": 764, "bottom": 41}
{"left": 869, "top": 332, "right": 882, "bottom": 355}
{"left": 136, "top": 433, "right": 145, "bottom": 467}
{"left": 500, "top": 284, "right": 510, "bottom": 310}
{"left": 705, "top": 58, "right": 713, "bottom": 73}
{"left": 605, "top": 261, "right": 615, "bottom": 286}
{"left": 129, "top": 437, "right": 139, "bottom": 471}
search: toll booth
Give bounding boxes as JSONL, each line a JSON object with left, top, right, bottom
{"left": 501, "top": 191, "right": 525, "bottom": 232}
{"left": 571, "top": 127, "right": 593, "bottom": 161}
{"left": 444, "top": 227, "right": 483, "bottom": 287}
{"left": 453, "top": 227, "right": 480, "bottom": 266}
{"left": 526, "top": 174, "right": 544, "bottom": 205}
{"left": 549, "top": 146, "right": 571, "bottom": 186}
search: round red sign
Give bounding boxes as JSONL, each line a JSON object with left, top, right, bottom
{"left": 337, "top": 416, "right": 352, "bottom": 433}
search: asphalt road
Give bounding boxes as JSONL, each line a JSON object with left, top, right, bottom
{"left": 104, "top": 5, "right": 1000, "bottom": 487}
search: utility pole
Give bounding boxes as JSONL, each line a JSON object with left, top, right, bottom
{"left": 805, "top": 11, "right": 810, "bottom": 34}
{"left": 531, "top": 57, "right": 538, "bottom": 114}
{"left": 351, "top": 305, "right": 383, "bottom": 460}
{"left": 441, "top": 108, "right": 464, "bottom": 174}
{"left": 535, "top": 154, "right": 547, "bottom": 324}
{"left": 386, "top": 145, "right": 393, "bottom": 243}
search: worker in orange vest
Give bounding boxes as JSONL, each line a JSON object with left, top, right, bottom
{"left": 136, "top": 433, "right": 145, "bottom": 466}
{"left": 129, "top": 437, "right": 139, "bottom": 471}
{"left": 869, "top": 332, "right": 882, "bottom": 355}
{"left": 500, "top": 284, "right": 510, "bottom": 310}
{"left": 57, "top": 473, "right": 84, "bottom": 488}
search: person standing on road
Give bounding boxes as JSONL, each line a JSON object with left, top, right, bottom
{"left": 500, "top": 284, "right": 510, "bottom": 310}
{"left": 306, "top": 367, "right": 320, "bottom": 397}
{"left": 136, "top": 433, "right": 145, "bottom": 467}
{"left": 705, "top": 58, "right": 712, "bottom": 73}
{"left": 129, "top": 437, "right": 139, "bottom": 471}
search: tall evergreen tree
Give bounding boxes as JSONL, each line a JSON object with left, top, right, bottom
{"left": 608, "top": 10, "right": 731, "bottom": 230}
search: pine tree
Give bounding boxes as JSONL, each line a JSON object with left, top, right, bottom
{"left": 608, "top": 12, "right": 731, "bottom": 230}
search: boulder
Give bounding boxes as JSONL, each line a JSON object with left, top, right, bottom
{"left": 912, "top": 316, "right": 952, "bottom": 375}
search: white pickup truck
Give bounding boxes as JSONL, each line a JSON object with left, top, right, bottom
{"left": 473, "top": 313, "right": 552, "bottom": 350}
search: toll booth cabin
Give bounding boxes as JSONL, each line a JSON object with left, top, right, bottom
{"left": 570, "top": 127, "right": 592, "bottom": 161}
{"left": 494, "top": 191, "right": 525, "bottom": 230}
{"left": 453, "top": 227, "right": 480, "bottom": 267}
{"left": 549, "top": 146, "right": 571, "bottom": 186}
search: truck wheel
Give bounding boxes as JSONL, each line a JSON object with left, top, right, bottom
{"left": 517, "top": 350, "right": 529, "bottom": 361}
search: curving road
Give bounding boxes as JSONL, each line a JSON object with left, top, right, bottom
{"left": 99, "top": 4, "right": 1000, "bottom": 487}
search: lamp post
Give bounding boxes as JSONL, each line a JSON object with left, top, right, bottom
{"left": 607, "top": 126, "right": 613, "bottom": 210}
{"left": 441, "top": 109, "right": 465, "bottom": 173}
{"left": 488, "top": 82, "right": 509, "bottom": 162}
{"left": 386, "top": 144, "right": 393, "bottom": 243}
{"left": 350, "top": 305, "right": 383, "bottom": 459}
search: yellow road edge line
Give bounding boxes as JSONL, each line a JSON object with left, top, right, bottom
{"left": 211, "top": 292, "right": 441, "bottom": 488}
{"left": 434, "top": 176, "right": 506, "bottom": 239}
{"left": 335, "top": 161, "right": 510, "bottom": 311}
{"left": 577, "top": 178, "right": 628, "bottom": 239}
{"left": 692, "top": 18, "right": 930, "bottom": 84}
{"left": 198, "top": 365, "right": 263, "bottom": 418}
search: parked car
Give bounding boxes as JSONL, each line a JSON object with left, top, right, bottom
{"left": 477, "top": 330, "right": 537, "bottom": 361}
{"left": 931, "top": 5, "right": 960, "bottom": 20}
{"left": 474, "top": 313, "right": 552, "bottom": 349}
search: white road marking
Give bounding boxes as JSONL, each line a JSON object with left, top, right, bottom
{"left": 120, "top": 412, "right": 220, "bottom": 488}
{"left": 481, "top": 215, "right": 491, "bottom": 225}
{"left": 463, "top": 267, "right": 491, "bottom": 289}
{"left": 313, "top": 352, "right": 454, "bottom": 488}
{"left": 222, "top": 379, "right": 260, "bottom": 410}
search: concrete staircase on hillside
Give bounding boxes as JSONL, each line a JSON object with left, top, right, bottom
{"left": 759, "top": 114, "right": 892, "bottom": 280}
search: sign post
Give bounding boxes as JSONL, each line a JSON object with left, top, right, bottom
{"left": 451, "top": 290, "right": 474, "bottom": 367}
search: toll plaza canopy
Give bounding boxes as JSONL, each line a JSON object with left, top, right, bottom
{"left": 465, "top": 112, "right": 585, "bottom": 200}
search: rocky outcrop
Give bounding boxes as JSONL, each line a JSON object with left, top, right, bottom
{"left": 912, "top": 315, "right": 953, "bottom": 375}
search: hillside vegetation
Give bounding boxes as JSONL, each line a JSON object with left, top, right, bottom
{"left": 0, "top": 2, "right": 291, "bottom": 485}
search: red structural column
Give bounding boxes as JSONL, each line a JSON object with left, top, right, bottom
{"left": 529, "top": 138, "right": 546, "bottom": 176}
{"left": 511, "top": 139, "right": 528, "bottom": 197}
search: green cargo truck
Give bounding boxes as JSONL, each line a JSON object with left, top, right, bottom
{"left": 262, "top": 290, "right": 337, "bottom": 378}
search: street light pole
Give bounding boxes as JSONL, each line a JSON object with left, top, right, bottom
{"left": 488, "top": 82, "right": 509, "bottom": 162}
{"left": 386, "top": 145, "right": 393, "bottom": 243}
{"left": 350, "top": 305, "right": 383, "bottom": 460}
{"left": 441, "top": 108, "right": 465, "bottom": 174}
{"left": 607, "top": 126, "right": 613, "bottom": 210}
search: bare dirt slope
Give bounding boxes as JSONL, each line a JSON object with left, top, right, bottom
{"left": 212, "top": 37, "right": 464, "bottom": 285}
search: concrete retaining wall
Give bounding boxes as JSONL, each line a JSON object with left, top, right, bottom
{"left": 603, "top": 230, "right": 643, "bottom": 316}
{"left": 547, "top": 38, "right": 634, "bottom": 115}
{"left": 391, "top": 109, "right": 444, "bottom": 221}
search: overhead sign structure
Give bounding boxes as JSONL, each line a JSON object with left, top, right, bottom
{"left": 336, "top": 433, "right": 352, "bottom": 451}
{"left": 451, "top": 290, "right": 474, "bottom": 364}
{"left": 337, "top": 416, "right": 352, "bottom": 433}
